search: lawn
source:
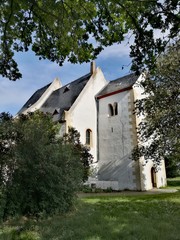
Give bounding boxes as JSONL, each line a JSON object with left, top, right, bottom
{"left": 0, "top": 179, "right": 180, "bottom": 240}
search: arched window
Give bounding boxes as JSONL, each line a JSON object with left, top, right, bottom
{"left": 108, "top": 104, "right": 114, "bottom": 116}
{"left": 86, "top": 129, "right": 92, "bottom": 145}
{"left": 108, "top": 103, "right": 118, "bottom": 117}
{"left": 114, "top": 102, "right": 118, "bottom": 115}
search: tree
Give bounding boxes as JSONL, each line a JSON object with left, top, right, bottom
{"left": 165, "top": 154, "right": 180, "bottom": 178}
{"left": 62, "top": 127, "right": 93, "bottom": 182}
{"left": 0, "top": 0, "right": 179, "bottom": 80}
{"left": 133, "top": 40, "right": 180, "bottom": 170}
{"left": 0, "top": 111, "right": 91, "bottom": 219}
{"left": 0, "top": 112, "right": 17, "bottom": 192}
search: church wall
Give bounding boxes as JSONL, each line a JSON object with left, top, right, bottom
{"left": 139, "top": 157, "right": 167, "bottom": 190}
{"left": 65, "top": 68, "right": 107, "bottom": 162}
{"left": 155, "top": 160, "right": 167, "bottom": 188}
{"left": 133, "top": 75, "right": 167, "bottom": 190}
{"left": 97, "top": 89, "right": 141, "bottom": 190}
{"left": 18, "top": 70, "right": 167, "bottom": 191}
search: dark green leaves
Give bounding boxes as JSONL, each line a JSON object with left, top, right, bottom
{"left": 0, "top": 111, "right": 90, "bottom": 218}
{"left": 0, "top": 0, "right": 179, "bottom": 80}
{"left": 133, "top": 40, "right": 180, "bottom": 168}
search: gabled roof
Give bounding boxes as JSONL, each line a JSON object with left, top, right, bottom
{"left": 17, "top": 83, "right": 51, "bottom": 114}
{"left": 40, "top": 73, "right": 91, "bottom": 120}
{"left": 96, "top": 73, "right": 139, "bottom": 99}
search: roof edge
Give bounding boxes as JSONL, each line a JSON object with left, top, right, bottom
{"left": 17, "top": 77, "right": 61, "bottom": 116}
{"left": 96, "top": 86, "right": 133, "bottom": 99}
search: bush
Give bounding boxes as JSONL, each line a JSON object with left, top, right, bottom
{"left": 0, "top": 112, "right": 91, "bottom": 219}
{"left": 62, "top": 127, "right": 93, "bottom": 182}
{"left": 165, "top": 154, "right": 180, "bottom": 178}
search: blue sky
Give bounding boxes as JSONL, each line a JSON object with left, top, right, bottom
{"left": 0, "top": 40, "right": 132, "bottom": 116}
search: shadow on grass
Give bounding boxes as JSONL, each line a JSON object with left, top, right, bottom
{"left": 1, "top": 192, "right": 180, "bottom": 240}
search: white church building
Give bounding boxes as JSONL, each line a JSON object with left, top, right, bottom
{"left": 17, "top": 62, "right": 167, "bottom": 191}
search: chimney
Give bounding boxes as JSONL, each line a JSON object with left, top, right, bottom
{"left": 90, "top": 61, "right": 96, "bottom": 75}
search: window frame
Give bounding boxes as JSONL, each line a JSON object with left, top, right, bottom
{"left": 108, "top": 104, "right": 114, "bottom": 116}
{"left": 85, "top": 129, "right": 92, "bottom": 146}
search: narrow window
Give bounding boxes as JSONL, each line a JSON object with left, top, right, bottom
{"left": 114, "top": 102, "right": 118, "bottom": 115}
{"left": 108, "top": 104, "right": 114, "bottom": 116}
{"left": 86, "top": 129, "right": 92, "bottom": 145}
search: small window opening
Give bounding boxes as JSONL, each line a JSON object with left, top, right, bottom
{"left": 114, "top": 102, "right": 118, "bottom": 115}
{"left": 108, "top": 104, "right": 114, "bottom": 116}
{"left": 86, "top": 129, "right": 92, "bottom": 145}
{"left": 108, "top": 102, "right": 118, "bottom": 116}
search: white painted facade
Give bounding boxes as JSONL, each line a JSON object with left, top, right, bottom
{"left": 18, "top": 66, "right": 167, "bottom": 191}
{"left": 93, "top": 74, "right": 166, "bottom": 191}
{"left": 96, "top": 88, "right": 141, "bottom": 190}
{"left": 139, "top": 157, "right": 167, "bottom": 190}
{"left": 133, "top": 75, "right": 167, "bottom": 190}
{"left": 65, "top": 68, "right": 107, "bottom": 162}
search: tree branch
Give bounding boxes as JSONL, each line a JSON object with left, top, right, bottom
{"left": 3, "top": 0, "right": 14, "bottom": 50}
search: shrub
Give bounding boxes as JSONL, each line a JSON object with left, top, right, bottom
{"left": 165, "top": 154, "right": 180, "bottom": 178}
{"left": 0, "top": 112, "right": 91, "bottom": 219}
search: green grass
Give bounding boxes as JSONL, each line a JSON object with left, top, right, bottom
{"left": 0, "top": 180, "right": 180, "bottom": 240}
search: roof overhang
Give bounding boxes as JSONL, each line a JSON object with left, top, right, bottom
{"left": 96, "top": 86, "right": 133, "bottom": 100}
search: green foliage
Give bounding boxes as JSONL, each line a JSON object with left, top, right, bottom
{"left": 0, "top": 111, "right": 90, "bottom": 219}
{"left": 167, "top": 177, "right": 180, "bottom": 189}
{"left": 80, "top": 185, "right": 113, "bottom": 193}
{"left": 133, "top": 40, "right": 180, "bottom": 168}
{"left": 80, "top": 185, "right": 93, "bottom": 193}
{"left": 63, "top": 127, "right": 93, "bottom": 182}
{"left": 0, "top": 112, "right": 16, "bottom": 190}
{"left": 0, "top": 0, "right": 179, "bottom": 80}
{"left": 165, "top": 154, "right": 180, "bottom": 178}
{"left": 11, "top": 229, "right": 40, "bottom": 240}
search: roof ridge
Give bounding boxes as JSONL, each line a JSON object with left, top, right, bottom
{"left": 110, "top": 72, "right": 136, "bottom": 83}
{"left": 63, "top": 72, "right": 91, "bottom": 87}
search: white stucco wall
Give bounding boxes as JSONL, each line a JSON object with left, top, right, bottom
{"left": 65, "top": 68, "right": 108, "bottom": 162}
{"left": 97, "top": 89, "right": 140, "bottom": 190}
{"left": 133, "top": 74, "right": 167, "bottom": 190}
{"left": 139, "top": 157, "right": 167, "bottom": 190}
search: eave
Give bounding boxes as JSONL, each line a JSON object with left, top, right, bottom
{"left": 96, "top": 86, "right": 133, "bottom": 100}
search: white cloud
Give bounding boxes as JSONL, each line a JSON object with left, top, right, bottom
{"left": 99, "top": 42, "right": 130, "bottom": 59}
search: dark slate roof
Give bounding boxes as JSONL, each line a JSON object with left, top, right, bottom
{"left": 40, "top": 73, "right": 91, "bottom": 121}
{"left": 96, "top": 73, "right": 138, "bottom": 98}
{"left": 17, "top": 83, "right": 51, "bottom": 114}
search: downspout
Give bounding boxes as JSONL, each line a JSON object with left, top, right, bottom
{"left": 96, "top": 97, "right": 99, "bottom": 162}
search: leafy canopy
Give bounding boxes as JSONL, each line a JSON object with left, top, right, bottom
{"left": 133, "top": 40, "right": 180, "bottom": 169}
{"left": 0, "top": 0, "right": 179, "bottom": 80}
